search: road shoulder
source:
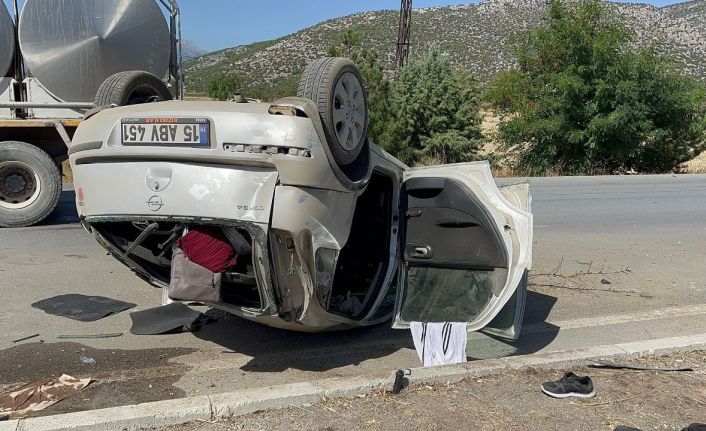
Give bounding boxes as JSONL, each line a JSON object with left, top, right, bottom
{"left": 5, "top": 333, "right": 705, "bottom": 431}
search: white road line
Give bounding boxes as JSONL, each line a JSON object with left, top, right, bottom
{"left": 523, "top": 303, "right": 706, "bottom": 334}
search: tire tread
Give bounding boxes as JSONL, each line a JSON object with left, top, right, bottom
{"left": 297, "top": 57, "right": 368, "bottom": 166}
{"left": 94, "top": 71, "right": 172, "bottom": 107}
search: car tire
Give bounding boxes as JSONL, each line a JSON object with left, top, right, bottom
{"left": 94, "top": 71, "right": 173, "bottom": 107}
{"left": 297, "top": 58, "right": 369, "bottom": 166}
{"left": 0, "top": 141, "right": 61, "bottom": 228}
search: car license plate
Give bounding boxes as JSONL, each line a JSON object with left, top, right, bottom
{"left": 121, "top": 118, "right": 210, "bottom": 146}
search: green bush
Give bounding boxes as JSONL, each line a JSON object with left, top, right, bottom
{"left": 244, "top": 74, "right": 301, "bottom": 102}
{"left": 206, "top": 74, "right": 244, "bottom": 101}
{"left": 486, "top": 0, "right": 706, "bottom": 175}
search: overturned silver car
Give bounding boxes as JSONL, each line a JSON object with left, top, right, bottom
{"left": 69, "top": 58, "right": 533, "bottom": 337}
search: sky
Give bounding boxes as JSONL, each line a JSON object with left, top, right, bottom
{"left": 179, "top": 0, "right": 685, "bottom": 51}
{"left": 3, "top": 0, "right": 688, "bottom": 52}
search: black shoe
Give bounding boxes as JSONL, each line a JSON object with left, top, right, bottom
{"left": 541, "top": 372, "right": 596, "bottom": 399}
{"left": 683, "top": 425, "right": 706, "bottom": 431}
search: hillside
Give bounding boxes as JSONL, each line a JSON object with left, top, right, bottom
{"left": 184, "top": 0, "right": 706, "bottom": 96}
{"left": 182, "top": 40, "right": 207, "bottom": 61}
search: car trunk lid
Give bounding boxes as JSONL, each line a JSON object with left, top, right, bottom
{"left": 74, "top": 161, "right": 278, "bottom": 224}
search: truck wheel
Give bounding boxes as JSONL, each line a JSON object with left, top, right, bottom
{"left": 298, "top": 58, "right": 368, "bottom": 166}
{"left": 0, "top": 141, "right": 61, "bottom": 228}
{"left": 94, "top": 71, "right": 173, "bottom": 107}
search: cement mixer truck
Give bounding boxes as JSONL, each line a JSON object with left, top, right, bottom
{"left": 0, "top": 0, "right": 183, "bottom": 227}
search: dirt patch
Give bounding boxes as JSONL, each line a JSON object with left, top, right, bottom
{"left": 160, "top": 351, "right": 706, "bottom": 431}
{"left": 0, "top": 342, "right": 195, "bottom": 417}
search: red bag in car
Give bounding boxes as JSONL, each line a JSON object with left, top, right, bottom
{"left": 176, "top": 227, "right": 237, "bottom": 273}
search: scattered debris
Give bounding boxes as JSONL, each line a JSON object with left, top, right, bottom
{"left": 0, "top": 374, "right": 91, "bottom": 419}
{"left": 391, "top": 369, "right": 411, "bottom": 395}
{"left": 12, "top": 334, "right": 40, "bottom": 343}
{"left": 589, "top": 361, "right": 694, "bottom": 372}
{"left": 57, "top": 333, "right": 123, "bottom": 340}
{"left": 31, "top": 294, "right": 136, "bottom": 322}
{"left": 129, "top": 302, "right": 216, "bottom": 335}
{"left": 79, "top": 356, "right": 96, "bottom": 365}
{"left": 530, "top": 257, "right": 637, "bottom": 295}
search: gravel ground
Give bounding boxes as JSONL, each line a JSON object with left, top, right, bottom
{"left": 157, "top": 351, "right": 706, "bottom": 431}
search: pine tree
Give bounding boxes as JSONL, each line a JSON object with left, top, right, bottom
{"left": 393, "top": 46, "right": 484, "bottom": 165}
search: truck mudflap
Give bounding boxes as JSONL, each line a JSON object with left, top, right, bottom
{"left": 73, "top": 161, "right": 278, "bottom": 223}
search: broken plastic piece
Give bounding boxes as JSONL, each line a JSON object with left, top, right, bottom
{"left": 12, "top": 334, "right": 40, "bottom": 343}
{"left": 31, "top": 294, "right": 136, "bottom": 322}
{"left": 130, "top": 302, "right": 215, "bottom": 335}
{"left": 57, "top": 333, "right": 123, "bottom": 339}
{"left": 589, "top": 361, "right": 694, "bottom": 372}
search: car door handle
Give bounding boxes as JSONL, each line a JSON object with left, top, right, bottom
{"left": 409, "top": 245, "right": 432, "bottom": 259}
{"left": 436, "top": 219, "right": 479, "bottom": 228}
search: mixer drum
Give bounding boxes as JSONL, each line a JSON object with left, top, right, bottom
{"left": 0, "top": 2, "right": 14, "bottom": 77}
{"left": 18, "top": 0, "right": 170, "bottom": 103}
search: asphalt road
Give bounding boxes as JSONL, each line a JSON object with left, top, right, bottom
{"left": 1, "top": 174, "right": 705, "bottom": 415}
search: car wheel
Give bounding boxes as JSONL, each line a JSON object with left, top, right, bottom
{"left": 297, "top": 58, "right": 369, "bottom": 167}
{"left": 94, "top": 71, "right": 173, "bottom": 107}
{"left": 0, "top": 141, "right": 61, "bottom": 227}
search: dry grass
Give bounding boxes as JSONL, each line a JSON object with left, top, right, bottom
{"left": 61, "top": 160, "right": 73, "bottom": 184}
{"left": 681, "top": 150, "right": 706, "bottom": 174}
{"left": 163, "top": 350, "right": 706, "bottom": 431}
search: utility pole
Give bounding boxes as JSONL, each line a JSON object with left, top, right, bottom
{"left": 396, "top": 0, "right": 412, "bottom": 69}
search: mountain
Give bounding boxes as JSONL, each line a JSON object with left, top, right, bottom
{"left": 181, "top": 40, "right": 207, "bottom": 62}
{"left": 183, "top": 0, "right": 706, "bottom": 96}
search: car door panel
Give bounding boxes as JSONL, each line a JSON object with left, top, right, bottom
{"left": 477, "top": 182, "right": 532, "bottom": 341}
{"left": 393, "top": 162, "right": 533, "bottom": 333}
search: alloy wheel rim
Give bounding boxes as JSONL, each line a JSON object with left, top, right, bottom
{"left": 332, "top": 72, "right": 365, "bottom": 151}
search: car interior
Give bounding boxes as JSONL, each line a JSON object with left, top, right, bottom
{"left": 326, "top": 170, "right": 395, "bottom": 319}
{"left": 91, "top": 221, "right": 262, "bottom": 309}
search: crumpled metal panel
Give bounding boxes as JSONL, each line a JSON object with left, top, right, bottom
{"left": 19, "top": 0, "right": 170, "bottom": 102}
{"left": 0, "top": 2, "right": 14, "bottom": 77}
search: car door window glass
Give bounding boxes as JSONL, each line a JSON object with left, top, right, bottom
{"left": 400, "top": 267, "right": 507, "bottom": 323}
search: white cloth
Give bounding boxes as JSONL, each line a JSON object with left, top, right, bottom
{"left": 411, "top": 322, "right": 468, "bottom": 367}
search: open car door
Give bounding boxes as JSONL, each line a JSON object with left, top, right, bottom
{"left": 393, "top": 162, "right": 533, "bottom": 340}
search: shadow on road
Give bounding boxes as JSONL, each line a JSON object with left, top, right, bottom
{"left": 514, "top": 290, "right": 560, "bottom": 354}
{"left": 468, "top": 290, "right": 560, "bottom": 360}
{"left": 193, "top": 312, "right": 412, "bottom": 373}
{"left": 195, "top": 291, "right": 561, "bottom": 371}
{"left": 40, "top": 190, "right": 79, "bottom": 226}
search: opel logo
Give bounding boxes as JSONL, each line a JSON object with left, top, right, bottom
{"left": 146, "top": 195, "right": 164, "bottom": 212}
